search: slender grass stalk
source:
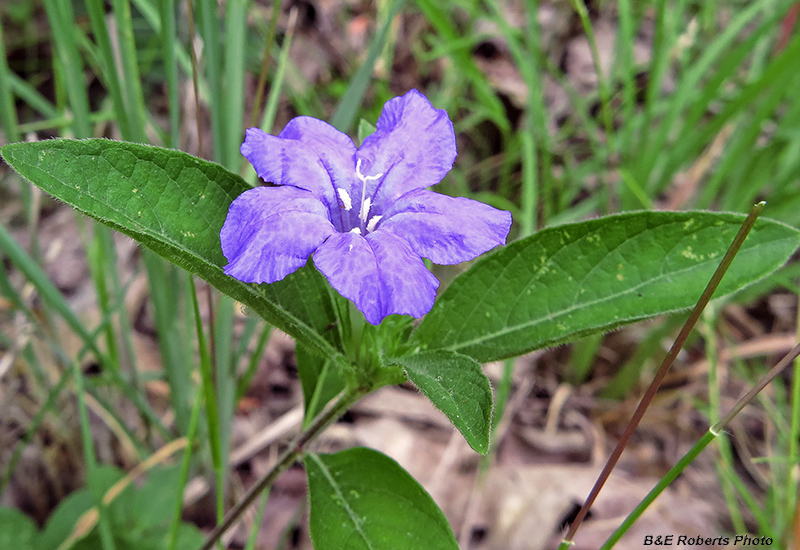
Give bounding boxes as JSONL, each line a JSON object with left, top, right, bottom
{"left": 0, "top": 369, "right": 71, "bottom": 497}
{"left": 213, "top": 295, "right": 236, "bottom": 509}
{"left": 523, "top": 0, "right": 553, "bottom": 226}
{"left": 249, "top": 0, "right": 283, "bottom": 129}
{"left": 495, "top": 356, "right": 515, "bottom": 420}
{"left": 700, "top": 65, "right": 798, "bottom": 210}
{"left": 142, "top": 252, "right": 193, "bottom": 433}
{"left": 188, "top": 278, "right": 224, "bottom": 532}
{"left": 601, "top": 342, "right": 800, "bottom": 549}
{"left": 565, "top": 0, "right": 613, "bottom": 213}
{"left": 82, "top": 220, "right": 152, "bottom": 449}
{"left": 235, "top": 323, "right": 272, "bottom": 402}
{"left": 633, "top": 0, "right": 669, "bottom": 182}
{"left": 459, "top": 357, "right": 515, "bottom": 549}
{"left": 519, "top": 132, "right": 537, "bottom": 237}
{"left": 259, "top": 7, "right": 298, "bottom": 133}
{"left": 0, "top": 16, "right": 20, "bottom": 143}
{"left": 167, "top": 389, "right": 204, "bottom": 550}
{"left": 111, "top": 0, "right": 149, "bottom": 143}
{"left": 158, "top": 0, "right": 180, "bottom": 147}
{"left": 83, "top": 224, "right": 121, "bottom": 375}
{"left": 0, "top": 222, "right": 171, "bottom": 439}
{"left": 559, "top": 202, "right": 765, "bottom": 547}
{"left": 637, "top": 3, "right": 775, "bottom": 191}
{"left": 186, "top": 0, "right": 205, "bottom": 156}
{"left": 243, "top": 491, "right": 271, "bottom": 550}
{"left": 0, "top": 261, "right": 145, "bottom": 495}
{"left": 714, "top": 431, "right": 753, "bottom": 532}
{"left": 199, "top": 386, "right": 369, "bottom": 550}
{"left": 414, "top": 0, "right": 508, "bottom": 132}
{"left": 568, "top": 332, "right": 604, "bottom": 386}
{"left": 614, "top": 0, "right": 635, "bottom": 157}
{"left": 88, "top": 225, "right": 149, "bottom": 443}
{"left": 664, "top": 31, "right": 800, "bottom": 197}
{"left": 567, "top": 0, "right": 614, "bottom": 155}
{"left": 97, "top": 228, "right": 143, "bottom": 423}
{"left": 85, "top": 0, "right": 133, "bottom": 140}
{"left": 14, "top": 110, "right": 116, "bottom": 134}
{"left": 702, "top": 311, "right": 746, "bottom": 532}
{"left": 223, "top": 0, "right": 248, "bottom": 169}
{"left": 195, "top": 0, "right": 223, "bottom": 162}
{"left": 481, "top": 0, "right": 551, "bottom": 226}
{"left": 70, "top": 355, "right": 117, "bottom": 550}
{"left": 230, "top": 317, "right": 258, "bottom": 377}
{"left": 42, "top": 0, "right": 92, "bottom": 138}
{"left": 127, "top": 0, "right": 205, "bottom": 107}
{"left": 6, "top": 71, "right": 59, "bottom": 119}
{"left": 243, "top": 7, "right": 298, "bottom": 184}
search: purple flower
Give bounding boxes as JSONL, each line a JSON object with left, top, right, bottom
{"left": 221, "top": 90, "right": 512, "bottom": 325}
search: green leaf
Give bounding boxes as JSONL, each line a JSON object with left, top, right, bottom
{"left": 0, "top": 508, "right": 38, "bottom": 550}
{"left": 392, "top": 350, "right": 492, "bottom": 454}
{"left": 0, "top": 139, "right": 343, "bottom": 360}
{"left": 413, "top": 211, "right": 800, "bottom": 362}
{"left": 305, "top": 447, "right": 458, "bottom": 550}
{"left": 38, "top": 489, "right": 94, "bottom": 550}
{"left": 39, "top": 466, "right": 125, "bottom": 550}
{"left": 128, "top": 466, "right": 181, "bottom": 530}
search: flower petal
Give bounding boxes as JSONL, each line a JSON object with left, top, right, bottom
{"left": 378, "top": 189, "right": 512, "bottom": 265}
{"left": 312, "top": 232, "right": 383, "bottom": 324}
{"left": 356, "top": 90, "right": 456, "bottom": 205}
{"left": 241, "top": 118, "right": 359, "bottom": 229}
{"left": 367, "top": 230, "right": 440, "bottom": 320}
{"left": 221, "top": 186, "right": 335, "bottom": 283}
{"left": 313, "top": 231, "right": 439, "bottom": 324}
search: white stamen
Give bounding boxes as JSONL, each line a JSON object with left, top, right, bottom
{"left": 354, "top": 158, "right": 384, "bottom": 225}
{"left": 350, "top": 227, "right": 362, "bottom": 235}
{"left": 337, "top": 188, "right": 352, "bottom": 211}
{"left": 355, "top": 159, "right": 384, "bottom": 182}
{"left": 359, "top": 197, "right": 372, "bottom": 224}
{"left": 366, "top": 215, "right": 382, "bottom": 233}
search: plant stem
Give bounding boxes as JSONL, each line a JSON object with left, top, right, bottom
{"left": 199, "top": 385, "right": 368, "bottom": 550}
{"left": 559, "top": 202, "right": 765, "bottom": 548}
{"left": 600, "top": 341, "right": 800, "bottom": 549}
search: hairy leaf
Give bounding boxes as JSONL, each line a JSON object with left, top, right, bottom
{"left": 305, "top": 447, "right": 458, "bottom": 550}
{"left": 393, "top": 351, "right": 492, "bottom": 454}
{"left": 1, "top": 139, "right": 343, "bottom": 359}
{"left": 413, "top": 211, "right": 800, "bottom": 362}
